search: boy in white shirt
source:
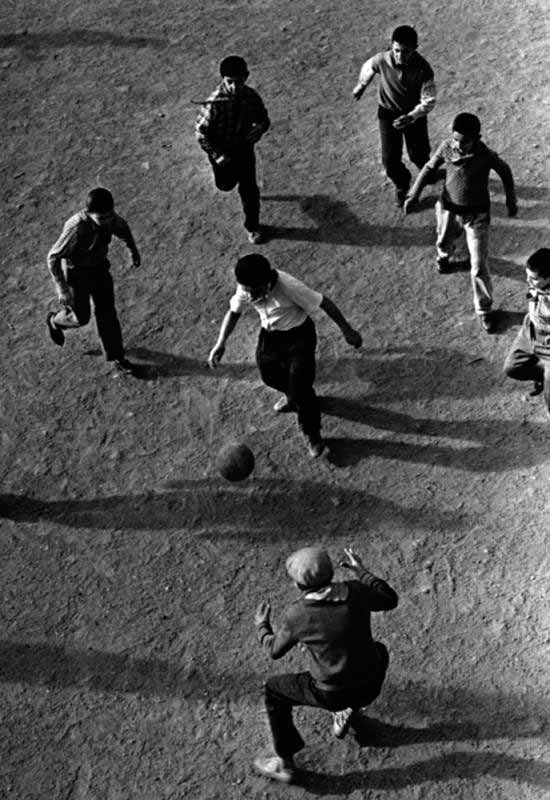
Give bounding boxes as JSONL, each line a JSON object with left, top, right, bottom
{"left": 208, "top": 254, "right": 361, "bottom": 457}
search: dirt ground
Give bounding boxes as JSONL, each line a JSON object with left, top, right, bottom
{"left": 1, "top": 0, "right": 549, "bottom": 798}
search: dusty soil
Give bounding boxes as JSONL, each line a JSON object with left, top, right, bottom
{"left": 1, "top": 0, "right": 549, "bottom": 798}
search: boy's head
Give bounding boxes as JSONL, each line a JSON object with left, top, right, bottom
{"left": 391, "top": 25, "right": 418, "bottom": 66}
{"left": 286, "top": 547, "right": 334, "bottom": 592}
{"left": 86, "top": 187, "right": 115, "bottom": 226}
{"left": 220, "top": 55, "right": 249, "bottom": 95}
{"left": 452, "top": 113, "right": 481, "bottom": 155}
{"left": 235, "top": 253, "right": 275, "bottom": 299}
{"left": 526, "top": 249, "right": 550, "bottom": 290}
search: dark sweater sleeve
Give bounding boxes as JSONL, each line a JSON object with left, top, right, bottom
{"left": 489, "top": 151, "right": 516, "bottom": 206}
{"left": 358, "top": 571, "right": 399, "bottom": 611}
{"left": 256, "top": 611, "right": 298, "bottom": 660}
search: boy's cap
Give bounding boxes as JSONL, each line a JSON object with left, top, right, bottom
{"left": 452, "top": 112, "right": 481, "bottom": 138}
{"left": 286, "top": 547, "right": 334, "bottom": 589}
{"left": 220, "top": 55, "right": 248, "bottom": 77}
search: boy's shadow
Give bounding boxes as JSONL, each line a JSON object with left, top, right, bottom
{"left": 84, "top": 347, "right": 255, "bottom": 381}
{"left": 263, "top": 193, "right": 435, "bottom": 247}
{"left": 322, "top": 398, "right": 550, "bottom": 472}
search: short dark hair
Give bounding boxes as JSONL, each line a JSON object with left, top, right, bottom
{"left": 86, "top": 187, "right": 114, "bottom": 213}
{"left": 452, "top": 113, "right": 481, "bottom": 139}
{"left": 220, "top": 55, "right": 248, "bottom": 78}
{"left": 391, "top": 25, "right": 418, "bottom": 48}
{"left": 527, "top": 249, "right": 550, "bottom": 279}
{"left": 235, "top": 253, "right": 273, "bottom": 286}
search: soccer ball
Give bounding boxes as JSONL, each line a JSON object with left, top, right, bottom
{"left": 216, "top": 441, "right": 255, "bottom": 482}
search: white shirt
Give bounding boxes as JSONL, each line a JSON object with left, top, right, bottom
{"left": 229, "top": 270, "right": 323, "bottom": 331}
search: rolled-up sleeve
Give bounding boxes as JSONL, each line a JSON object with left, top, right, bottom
{"left": 410, "top": 74, "right": 436, "bottom": 120}
{"left": 229, "top": 285, "right": 250, "bottom": 314}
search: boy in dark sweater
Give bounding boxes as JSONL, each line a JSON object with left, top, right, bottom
{"left": 404, "top": 113, "right": 517, "bottom": 333}
{"left": 503, "top": 248, "right": 550, "bottom": 413}
{"left": 253, "top": 546, "right": 398, "bottom": 784}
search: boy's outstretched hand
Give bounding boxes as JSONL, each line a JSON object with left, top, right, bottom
{"left": 340, "top": 547, "right": 366, "bottom": 573}
{"left": 254, "top": 599, "right": 271, "bottom": 627}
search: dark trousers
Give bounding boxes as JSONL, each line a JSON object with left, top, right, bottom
{"left": 378, "top": 108, "right": 430, "bottom": 189}
{"left": 51, "top": 265, "right": 124, "bottom": 361}
{"left": 264, "top": 643, "right": 389, "bottom": 759}
{"left": 209, "top": 145, "right": 260, "bottom": 231}
{"left": 256, "top": 317, "right": 320, "bottom": 438}
{"left": 503, "top": 314, "right": 545, "bottom": 382}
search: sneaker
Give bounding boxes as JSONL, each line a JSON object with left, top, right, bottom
{"left": 479, "top": 312, "right": 497, "bottom": 334}
{"left": 253, "top": 754, "right": 295, "bottom": 784}
{"left": 112, "top": 357, "right": 136, "bottom": 376}
{"left": 46, "top": 312, "right": 64, "bottom": 346}
{"left": 332, "top": 708, "right": 355, "bottom": 739}
{"left": 436, "top": 257, "right": 451, "bottom": 274}
{"left": 247, "top": 228, "right": 265, "bottom": 245}
{"left": 305, "top": 435, "right": 325, "bottom": 458}
{"left": 273, "top": 396, "right": 296, "bottom": 413}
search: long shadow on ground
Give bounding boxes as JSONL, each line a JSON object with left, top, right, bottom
{"left": 0, "top": 639, "right": 547, "bottom": 734}
{"left": 125, "top": 346, "right": 512, "bottom": 400}
{"left": 262, "top": 192, "right": 549, "bottom": 266}
{"left": 0, "top": 640, "right": 547, "bottom": 791}
{"left": 298, "top": 752, "right": 550, "bottom": 793}
{"left": 322, "top": 399, "right": 550, "bottom": 471}
{"left": 0, "top": 477, "right": 467, "bottom": 534}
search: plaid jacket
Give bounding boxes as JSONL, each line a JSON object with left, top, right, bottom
{"left": 196, "top": 83, "right": 270, "bottom": 160}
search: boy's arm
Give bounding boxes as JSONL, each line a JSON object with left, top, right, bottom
{"left": 404, "top": 147, "right": 444, "bottom": 213}
{"left": 208, "top": 309, "right": 241, "bottom": 368}
{"left": 255, "top": 600, "right": 298, "bottom": 660}
{"left": 491, "top": 154, "right": 517, "bottom": 216}
{"left": 246, "top": 91, "right": 270, "bottom": 143}
{"left": 113, "top": 216, "right": 141, "bottom": 267}
{"left": 395, "top": 76, "right": 437, "bottom": 129}
{"left": 320, "top": 296, "right": 362, "bottom": 348}
{"left": 47, "top": 222, "right": 78, "bottom": 302}
{"left": 196, "top": 100, "right": 224, "bottom": 162}
{"left": 341, "top": 547, "right": 398, "bottom": 611}
{"left": 353, "top": 58, "right": 376, "bottom": 100}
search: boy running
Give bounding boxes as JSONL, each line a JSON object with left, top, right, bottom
{"left": 196, "top": 55, "right": 270, "bottom": 244}
{"left": 353, "top": 25, "right": 436, "bottom": 207}
{"left": 404, "top": 112, "right": 517, "bottom": 333}
{"left": 46, "top": 187, "right": 140, "bottom": 375}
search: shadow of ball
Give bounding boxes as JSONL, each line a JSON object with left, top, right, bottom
{"left": 216, "top": 441, "right": 255, "bottom": 482}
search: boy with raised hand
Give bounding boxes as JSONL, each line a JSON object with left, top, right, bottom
{"left": 504, "top": 249, "right": 550, "bottom": 412}
{"left": 46, "top": 187, "right": 141, "bottom": 375}
{"left": 404, "top": 112, "right": 517, "bottom": 333}
{"left": 208, "top": 254, "right": 361, "bottom": 458}
{"left": 196, "top": 55, "right": 270, "bottom": 244}
{"left": 252, "top": 546, "right": 398, "bottom": 784}
{"left": 353, "top": 25, "right": 436, "bottom": 207}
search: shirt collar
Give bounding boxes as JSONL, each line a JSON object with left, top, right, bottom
{"left": 304, "top": 582, "right": 349, "bottom": 603}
